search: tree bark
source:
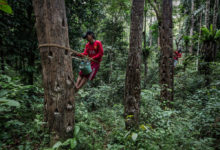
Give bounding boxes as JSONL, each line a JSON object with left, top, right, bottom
{"left": 0, "top": 39, "right": 4, "bottom": 73}
{"left": 196, "top": 12, "right": 202, "bottom": 71}
{"left": 124, "top": 0, "right": 145, "bottom": 129}
{"left": 143, "top": 2, "right": 148, "bottom": 88}
{"left": 159, "top": 0, "right": 174, "bottom": 104}
{"left": 149, "top": 16, "right": 153, "bottom": 47}
{"left": 27, "top": 5, "right": 35, "bottom": 85}
{"left": 27, "top": 47, "right": 35, "bottom": 85}
{"left": 32, "top": 0, "right": 75, "bottom": 143}
{"left": 189, "top": 0, "right": 194, "bottom": 54}
{"left": 213, "top": 0, "right": 219, "bottom": 30}
{"left": 205, "top": 0, "right": 210, "bottom": 28}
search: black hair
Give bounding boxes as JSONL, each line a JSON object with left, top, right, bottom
{"left": 83, "top": 31, "right": 95, "bottom": 39}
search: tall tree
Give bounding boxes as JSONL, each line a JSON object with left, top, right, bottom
{"left": 32, "top": 0, "right": 75, "bottom": 143}
{"left": 143, "top": 2, "right": 149, "bottom": 88}
{"left": 213, "top": 0, "right": 219, "bottom": 31}
{"left": 148, "top": 0, "right": 174, "bottom": 104}
{"left": 189, "top": 0, "right": 194, "bottom": 54}
{"left": 205, "top": 0, "right": 210, "bottom": 28}
{"left": 159, "top": 0, "right": 174, "bottom": 104}
{"left": 124, "top": 0, "right": 145, "bottom": 129}
{"left": 196, "top": 12, "right": 203, "bottom": 71}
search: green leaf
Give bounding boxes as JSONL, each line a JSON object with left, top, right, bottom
{"left": 126, "top": 115, "right": 134, "bottom": 119}
{"left": 139, "top": 124, "right": 147, "bottom": 131}
{"left": 0, "top": 98, "right": 20, "bottom": 108}
{"left": 124, "top": 131, "right": 131, "bottom": 139}
{"left": 0, "top": 90, "right": 8, "bottom": 97}
{"left": 214, "top": 30, "right": 220, "bottom": 40}
{"left": 201, "top": 27, "right": 210, "bottom": 36}
{"left": 70, "top": 138, "right": 77, "bottom": 149}
{"left": 131, "top": 132, "right": 138, "bottom": 142}
{"left": 62, "top": 139, "right": 71, "bottom": 146}
{"left": 0, "top": 0, "right": 13, "bottom": 14}
{"left": 74, "top": 126, "right": 80, "bottom": 136}
{"left": 52, "top": 141, "right": 62, "bottom": 150}
{"left": 210, "top": 24, "right": 213, "bottom": 33}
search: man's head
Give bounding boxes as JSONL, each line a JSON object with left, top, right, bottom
{"left": 178, "top": 49, "right": 182, "bottom": 53}
{"left": 83, "top": 31, "right": 95, "bottom": 42}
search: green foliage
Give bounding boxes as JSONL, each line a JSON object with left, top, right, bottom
{"left": 0, "top": 73, "right": 49, "bottom": 149}
{"left": 45, "top": 126, "right": 80, "bottom": 150}
{"left": 201, "top": 24, "right": 220, "bottom": 42}
{"left": 0, "top": 0, "right": 13, "bottom": 14}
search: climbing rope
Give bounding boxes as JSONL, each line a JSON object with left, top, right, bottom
{"left": 38, "top": 43, "right": 98, "bottom": 63}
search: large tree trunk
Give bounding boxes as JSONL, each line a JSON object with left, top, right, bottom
{"left": 205, "top": 0, "right": 210, "bottom": 28}
{"left": 213, "top": 0, "right": 219, "bottom": 31}
{"left": 124, "top": 0, "right": 145, "bottom": 129}
{"left": 32, "top": 0, "right": 75, "bottom": 143}
{"left": 159, "top": 0, "right": 174, "bottom": 105}
{"left": 189, "top": 0, "right": 194, "bottom": 54}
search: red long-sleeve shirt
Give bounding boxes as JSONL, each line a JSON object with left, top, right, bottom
{"left": 174, "top": 51, "right": 182, "bottom": 60}
{"left": 80, "top": 40, "right": 104, "bottom": 65}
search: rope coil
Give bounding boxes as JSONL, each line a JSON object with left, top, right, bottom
{"left": 38, "top": 43, "right": 98, "bottom": 62}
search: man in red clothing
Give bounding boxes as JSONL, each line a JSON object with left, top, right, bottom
{"left": 174, "top": 49, "right": 182, "bottom": 67}
{"left": 75, "top": 31, "right": 104, "bottom": 92}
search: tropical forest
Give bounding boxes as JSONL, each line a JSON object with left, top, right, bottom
{"left": 0, "top": 0, "right": 220, "bottom": 149}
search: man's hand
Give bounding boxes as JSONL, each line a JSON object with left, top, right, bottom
{"left": 88, "top": 57, "right": 95, "bottom": 62}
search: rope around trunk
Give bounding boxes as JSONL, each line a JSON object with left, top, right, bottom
{"left": 38, "top": 43, "right": 98, "bottom": 63}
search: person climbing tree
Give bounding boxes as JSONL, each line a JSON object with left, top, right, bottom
{"left": 174, "top": 49, "right": 182, "bottom": 67}
{"left": 74, "top": 31, "right": 104, "bottom": 92}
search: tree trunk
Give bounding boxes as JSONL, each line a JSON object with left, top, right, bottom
{"left": 27, "top": 5, "right": 35, "bottom": 85}
{"left": 159, "top": 0, "right": 174, "bottom": 105}
{"left": 149, "top": 16, "right": 153, "bottom": 47}
{"left": 213, "top": 0, "right": 219, "bottom": 31}
{"left": 32, "top": 0, "right": 75, "bottom": 143}
{"left": 199, "top": 41, "right": 215, "bottom": 85}
{"left": 196, "top": 12, "right": 202, "bottom": 71}
{"left": 189, "top": 0, "right": 194, "bottom": 54}
{"left": 27, "top": 47, "right": 35, "bottom": 85}
{"left": 143, "top": 2, "right": 148, "bottom": 88}
{"left": 124, "top": 0, "right": 145, "bottom": 130}
{"left": 205, "top": 0, "right": 210, "bottom": 28}
{"left": 0, "top": 39, "right": 4, "bottom": 73}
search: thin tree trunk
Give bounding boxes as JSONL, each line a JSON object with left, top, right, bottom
{"left": 32, "top": 0, "right": 75, "bottom": 143}
{"left": 0, "top": 49, "right": 4, "bottom": 73}
{"left": 157, "top": 28, "right": 160, "bottom": 48}
{"left": 124, "top": 0, "right": 145, "bottom": 130}
{"left": 196, "top": 12, "right": 202, "bottom": 71}
{"left": 159, "top": 0, "right": 174, "bottom": 105}
{"left": 109, "top": 52, "right": 112, "bottom": 84}
{"left": 143, "top": 2, "right": 148, "bottom": 88}
{"left": 27, "top": 5, "right": 35, "bottom": 85}
{"left": 0, "top": 39, "right": 4, "bottom": 73}
{"left": 189, "top": 0, "right": 194, "bottom": 54}
{"left": 213, "top": 0, "right": 219, "bottom": 30}
{"left": 149, "top": 16, "right": 153, "bottom": 47}
{"left": 205, "top": 0, "right": 210, "bottom": 28}
{"left": 27, "top": 48, "right": 35, "bottom": 85}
